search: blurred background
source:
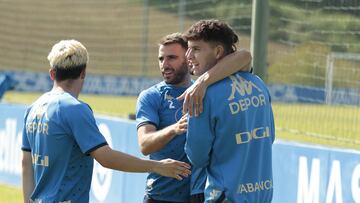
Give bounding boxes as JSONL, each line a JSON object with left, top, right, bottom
{"left": 1, "top": 0, "right": 358, "bottom": 148}
{"left": 0, "top": 0, "right": 359, "bottom": 202}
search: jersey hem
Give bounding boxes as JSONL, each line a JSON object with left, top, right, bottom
{"left": 137, "top": 121, "right": 158, "bottom": 130}
{"left": 85, "top": 142, "right": 108, "bottom": 155}
{"left": 21, "top": 147, "right": 31, "bottom": 152}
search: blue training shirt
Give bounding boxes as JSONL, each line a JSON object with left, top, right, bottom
{"left": 136, "top": 81, "right": 206, "bottom": 202}
{"left": 21, "top": 91, "right": 107, "bottom": 203}
{"left": 185, "top": 72, "right": 275, "bottom": 203}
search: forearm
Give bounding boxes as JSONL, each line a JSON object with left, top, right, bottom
{"left": 93, "top": 145, "right": 157, "bottom": 173}
{"left": 22, "top": 171, "right": 34, "bottom": 202}
{"left": 22, "top": 153, "right": 34, "bottom": 202}
{"left": 202, "top": 49, "right": 252, "bottom": 86}
{"left": 139, "top": 124, "right": 177, "bottom": 155}
{"left": 92, "top": 145, "right": 191, "bottom": 180}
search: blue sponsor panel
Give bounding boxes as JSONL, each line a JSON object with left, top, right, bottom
{"left": 331, "top": 88, "right": 360, "bottom": 106}
{"left": 2, "top": 70, "right": 359, "bottom": 105}
{"left": 6, "top": 71, "right": 53, "bottom": 92}
{"left": 0, "top": 103, "right": 26, "bottom": 186}
{"left": 88, "top": 116, "right": 147, "bottom": 203}
{"left": 1, "top": 103, "right": 360, "bottom": 202}
{"left": 0, "top": 73, "right": 17, "bottom": 99}
{"left": 273, "top": 140, "right": 360, "bottom": 203}
{"left": 83, "top": 75, "right": 159, "bottom": 96}
{"left": 1, "top": 70, "right": 160, "bottom": 96}
{"left": 0, "top": 103, "right": 147, "bottom": 202}
{"left": 269, "top": 84, "right": 325, "bottom": 103}
{"left": 269, "top": 84, "right": 360, "bottom": 105}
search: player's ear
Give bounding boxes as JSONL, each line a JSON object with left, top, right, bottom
{"left": 49, "top": 68, "right": 56, "bottom": 81}
{"left": 215, "top": 45, "right": 224, "bottom": 60}
{"left": 80, "top": 68, "right": 86, "bottom": 79}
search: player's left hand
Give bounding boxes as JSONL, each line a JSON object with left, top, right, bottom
{"left": 155, "top": 158, "right": 191, "bottom": 180}
{"left": 177, "top": 75, "right": 208, "bottom": 117}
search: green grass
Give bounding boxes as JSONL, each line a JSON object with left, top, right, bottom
{"left": 1, "top": 91, "right": 360, "bottom": 197}
{"left": 3, "top": 91, "right": 138, "bottom": 118}
{"left": 3, "top": 91, "right": 360, "bottom": 150}
{"left": 0, "top": 184, "right": 22, "bottom": 203}
{"left": 273, "top": 103, "right": 360, "bottom": 150}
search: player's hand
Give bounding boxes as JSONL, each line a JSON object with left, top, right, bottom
{"left": 177, "top": 75, "right": 208, "bottom": 117}
{"left": 173, "top": 114, "right": 188, "bottom": 135}
{"left": 154, "top": 159, "right": 191, "bottom": 180}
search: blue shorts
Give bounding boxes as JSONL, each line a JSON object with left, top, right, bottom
{"left": 143, "top": 195, "right": 187, "bottom": 203}
{"left": 190, "top": 193, "right": 204, "bottom": 203}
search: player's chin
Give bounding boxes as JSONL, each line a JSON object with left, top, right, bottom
{"left": 164, "top": 78, "right": 176, "bottom": 84}
{"left": 163, "top": 75, "right": 172, "bottom": 81}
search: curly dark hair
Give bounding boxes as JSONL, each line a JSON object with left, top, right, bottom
{"left": 159, "top": 32, "right": 188, "bottom": 50}
{"left": 183, "top": 19, "right": 238, "bottom": 54}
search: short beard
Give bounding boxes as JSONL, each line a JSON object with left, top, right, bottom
{"left": 164, "top": 62, "right": 189, "bottom": 85}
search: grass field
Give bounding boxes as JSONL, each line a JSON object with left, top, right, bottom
{"left": 0, "top": 184, "right": 22, "bottom": 203}
{"left": 3, "top": 91, "right": 360, "bottom": 150}
{"left": 1, "top": 91, "right": 359, "bottom": 200}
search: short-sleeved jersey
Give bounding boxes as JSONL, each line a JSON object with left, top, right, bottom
{"left": 136, "top": 81, "right": 206, "bottom": 202}
{"left": 21, "top": 91, "right": 107, "bottom": 203}
{"left": 185, "top": 72, "right": 275, "bottom": 203}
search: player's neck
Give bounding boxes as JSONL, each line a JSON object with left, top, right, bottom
{"left": 172, "top": 74, "right": 192, "bottom": 88}
{"left": 52, "top": 80, "right": 82, "bottom": 98}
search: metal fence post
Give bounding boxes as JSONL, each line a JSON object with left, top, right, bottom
{"left": 178, "top": 0, "right": 186, "bottom": 32}
{"left": 141, "top": 0, "right": 149, "bottom": 77}
{"left": 250, "top": 0, "right": 269, "bottom": 81}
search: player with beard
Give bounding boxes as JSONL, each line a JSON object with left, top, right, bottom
{"left": 136, "top": 33, "right": 252, "bottom": 203}
{"left": 21, "top": 39, "right": 192, "bottom": 203}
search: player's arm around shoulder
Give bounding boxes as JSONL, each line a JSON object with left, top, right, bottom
{"left": 178, "top": 49, "right": 252, "bottom": 116}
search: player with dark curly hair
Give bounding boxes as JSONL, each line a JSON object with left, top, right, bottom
{"left": 184, "top": 19, "right": 275, "bottom": 203}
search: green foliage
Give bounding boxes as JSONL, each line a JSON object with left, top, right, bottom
{"left": 268, "top": 43, "right": 330, "bottom": 87}
{"left": 269, "top": 1, "right": 360, "bottom": 53}
{"left": 148, "top": 0, "right": 252, "bottom": 34}
{"left": 148, "top": 1, "right": 360, "bottom": 53}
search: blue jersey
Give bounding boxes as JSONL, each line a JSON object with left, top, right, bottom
{"left": 136, "top": 81, "right": 206, "bottom": 202}
{"left": 21, "top": 91, "right": 107, "bottom": 203}
{"left": 185, "top": 72, "right": 275, "bottom": 203}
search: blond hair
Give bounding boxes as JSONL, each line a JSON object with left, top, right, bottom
{"left": 47, "top": 39, "right": 88, "bottom": 69}
{"left": 47, "top": 40, "right": 88, "bottom": 81}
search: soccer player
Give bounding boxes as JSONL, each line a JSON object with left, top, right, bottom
{"left": 21, "top": 39, "right": 191, "bottom": 203}
{"left": 184, "top": 19, "right": 275, "bottom": 203}
{"left": 136, "top": 33, "right": 251, "bottom": 203}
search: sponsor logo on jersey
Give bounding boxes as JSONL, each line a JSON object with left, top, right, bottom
{"left": 227, "top": 75, "right": 266, "bottom": 114}
{"left": 237, "top": 179, "right": 273, "bottom": 194}
{"left": 32, "top": 153, "right": 49, "bottom": 167}
{"left": 26, "top": 103, "right": 49, "bottom": 135}
{"left": 235, "top": 126, "right": 270, "bottom": 144}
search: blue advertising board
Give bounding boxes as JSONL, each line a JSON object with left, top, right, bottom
{"left": 0, "top": 103, "right": 147, "bottom": 202}
{"left": 1, "top": 70, "right": 359, "bottom": 105}
{"left": 1, "top": 103, "right": 360, "bottom": 202}
{"left": 1, "top": 70, "right": 161, "bottom": 96}
{"left": 269, "top": 84, "right": 360, "bottom": 105}
{"left": 273, "top": 141, "right": 360, "bottom": 203}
